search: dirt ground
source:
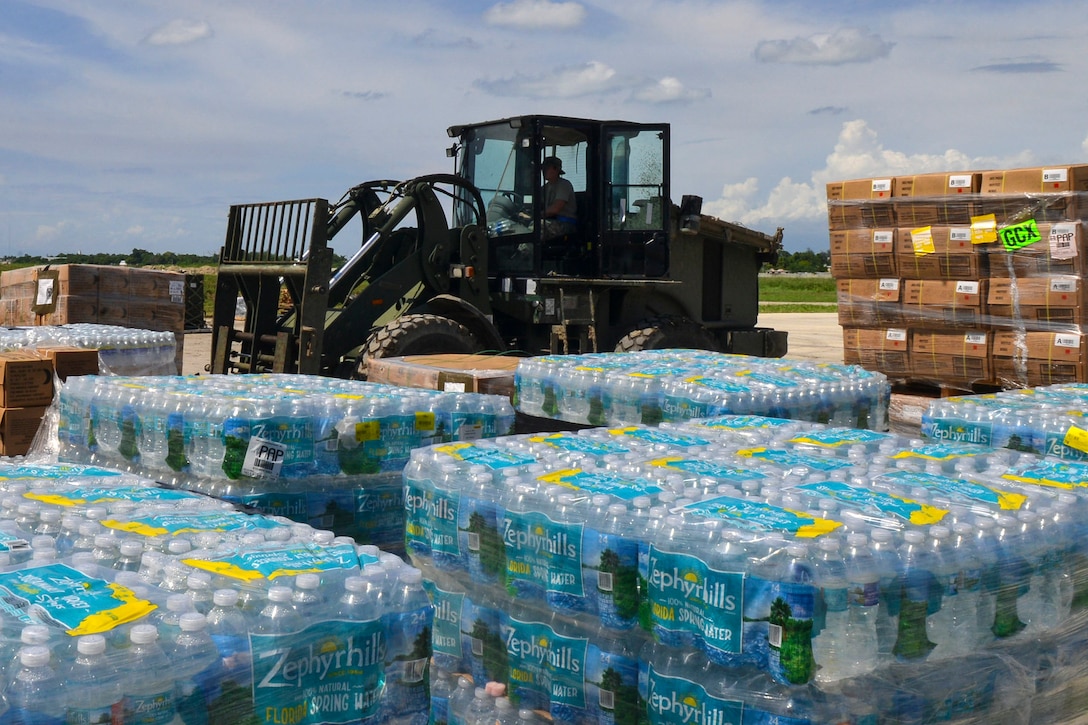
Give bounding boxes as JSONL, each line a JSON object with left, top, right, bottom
{"left": 180, "top": 313, "right": 845, "bottom": 376}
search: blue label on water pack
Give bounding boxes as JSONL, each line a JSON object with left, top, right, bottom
{"left": 549, "top": 628, "right": 589, "bottom": 717}
{"left": 1002, "top": 459, "right": 1088, "bottom": 489}
{"left": 102, "top": 510, "right": 282, "bottom": 538}
{"left": 688, "top": 415, "right": 795, "bottom": 431}
{"left": 241, "top": 492, "right": 309, "bottom": 521}
{"left": 646, "top": 545, "right": 744, "bottom": 654}
{"left": 250, "top": 618, "right": 385, "bottom": 725}
{"left": 186, "top": 543, "right": 358, "bottom": 583}
{"left": 606, "top": 427, "right": 710, "bottom": 448}
{"left": 0, "top": 563, "right": 155, "bottom": 635}
{"left": 503, "top": 510, "right": 583, "bottom": 597}
{"left": 28, "top": 484, "right": 197, "bottom": 508}
{"left": 537, "top": 469, "right": 664, "bottom": 500}
{"left": 645, "top": 665, "right": 743, "bottom": 725}
{"left": 924, "top": 418, "right": 994, "bottom": 446}
{"left": 788, "top": 428, "right": 892, "bottom": 449}
{"left": 793, "top": 481, "right": 948, "bottom": 526}
{"left": 890, "top": 442, "right": 996, "bottom": 462}
{"left": 0, "top": 463, "right": 124, "bottom": 480}
{"left": 735, "top": 448, "right": 854, "bottom": 472}
{"left": 681, "top": 496, "right": 842, "bottom": 538}
{"left": 649, "top": 457, "right": 767, "bottom": 484}
{"left": 423, "top": 581, "right": 464, "bottom": 661}
{"left": 685, "top": 376, "right": 751, "bottom": 394}
{"left": 529, "top": 433, "right": 630, "bottom": 456}
{"left": 501, "top": 613, "right": 551, "bottom": 709}
{"left": 433, "top": 443, "right": 537, "bottom": 469}
{"left": 404, "top": 483, "right": 460, "bottom": 560}
{"left": 873, "top": 470, "right": 1027, "bottom": 510}
{"left": 1043, "top": 430, "right": 1088, "bottom": 461}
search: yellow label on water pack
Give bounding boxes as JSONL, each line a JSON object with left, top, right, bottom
{"left": 1064, "top": 425, "right": 1088, "bottom": 454}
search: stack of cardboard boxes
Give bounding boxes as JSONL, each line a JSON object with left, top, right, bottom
{"left": 831, "top": 165, "right": 1088, "bottom": 390}
{"left": 0, "top": 347, "right": 98, "bottom": 456}
{"left": 0, "top": 265, "right": 187, "bottom": 374}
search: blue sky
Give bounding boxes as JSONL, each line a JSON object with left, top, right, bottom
{"left": 1, "top": 0, "right": 1085, "bottom": 256}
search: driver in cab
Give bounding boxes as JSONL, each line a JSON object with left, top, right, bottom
{"left": 540, "top": 156, "right": 577, "bottom": 240}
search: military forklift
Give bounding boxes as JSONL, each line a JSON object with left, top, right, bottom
{"left": 209, "top": 115, "right": 786, "bottom": 377}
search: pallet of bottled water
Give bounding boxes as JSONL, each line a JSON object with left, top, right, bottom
{"left": 923, "top": 382, "right": 1088, "bottom": 463}
{"left": 514, "top": 349, "right": 891, "bottom": 430}
{"left": 405, "top": 414, "right": 1088, "bottom": 723}
{"left": 52, "top": 373, "right": 515, "bottom": 551}
{"left": 0, "top": 460, "right": 434, "bottom": 725}
{"left": 0, "top": 323, "right": 178, "bottom": 376}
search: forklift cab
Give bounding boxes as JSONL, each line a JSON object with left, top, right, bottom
{"left": 448, "top": 115, "right": 671, "bottom": 278}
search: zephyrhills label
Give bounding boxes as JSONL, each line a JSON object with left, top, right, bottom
{"left": 502, "top": 510, "right": 583, "bottom": 596}
{"left": 251, "top": 619, "right": 385, "bottom": 725}
{"left": 646, "top": 545, "right": 744, "bottom": 654}
{"left": 646, "top": 665, "right": 743, "bottom": 725}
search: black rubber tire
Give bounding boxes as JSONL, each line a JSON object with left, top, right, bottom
{"left": 355, "top": 313, "right": 482, "bottom": 379}
{"left": 614, "top": 316, "right": 720, "bottom": 353}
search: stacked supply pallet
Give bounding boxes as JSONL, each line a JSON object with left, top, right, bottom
{"left": 0, "top": 265, "right": 188, "bottom": 374}
{"left": 829, "top": 166, "right": 1088, "bottom": 391}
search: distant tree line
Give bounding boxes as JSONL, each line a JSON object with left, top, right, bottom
{"left": 0, "top": 249, "right": 220, "bottom": 270}
{"left": 764, "top": 249, "right": 830, "bottom": 273}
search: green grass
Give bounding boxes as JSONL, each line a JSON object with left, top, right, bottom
{"left": 759, "top": 275, "right": 837, "bottom": 303}
{"left": 759, "top": 303, "right": 837, "bottom": 314}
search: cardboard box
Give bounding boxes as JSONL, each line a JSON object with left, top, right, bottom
{"left": 842, "top": 326, "right": 911, "bottom": 378}
{"left": 896, "top": 226, "right": 986, "bottom": 279}
{"left": 894, "top": 172, "right": 982, "bottom": 226}
{"left": 981, "top": 221, "right": 1088, "bottom": 277}
{"left": 836, "top": 278, "right": 903, "bottom": 327}
{"left": 34, "top": 346, "right": 100, "bottom": 381}
{"left": 979, "top": 165, "right": 1088, "bottom": 223}
{"left": 0, "top": 406, "right": 48, "bottom": 457}
{"left": 903, "top": 279, "right": 987, "bottom": 328}
{"left": 986, "top": 276, "right": 1088, "bottom": 330}
{"left": 829, "top": 229, "right": 897, "bottom": 278}
{"left": 909, "top": 329, "right": 992, "bottom": 387}
{"left": 365, "top": 353, "right": 522, "bottom": 397}
{"left": 0, "top": 353, "right": 54, "bottom": 408}
{"left": 993, "top": 330, "right": 1086, "bottom": 387}
{"left": 826, "top": 178, "right": 897, "bottom": 230}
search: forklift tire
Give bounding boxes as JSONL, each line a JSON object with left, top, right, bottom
{"left": 614, "top": 316, "right": 719, "bottom": 353}
{"left": 355, "top": 313, "right": 482, "bottom": 379}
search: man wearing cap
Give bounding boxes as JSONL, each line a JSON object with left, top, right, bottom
{"left": 541, "top": 155, "right": 578, "bottom": 240}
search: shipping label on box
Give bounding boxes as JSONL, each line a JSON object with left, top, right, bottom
{"left": 993, "top": 331, "right": 1086, "bottom": 387}
{"left": 896, "top": 227, "right": 985, "bottom": 280}
{"left": 836, "top": 278, "right": 903, "bottom": 327}
{"left": 982, "top": 221, "right": 1087, "bottom": 277}
{"left": 903, "top": 279, "right": 987, "bottom": 327}
{"left": 826, "top": 178, "right": 897, "bottom": 230}
{"left": 987, "top": 276, "right": 1088, "bottom": 329}
{"left": 842, "top": 326, "right": 910, "bottom": 377}
{"left": 909, "top": 330, "right": 992, "bottom": 386}
{"left": 0, "top": 353, "right": 54, "bottom": 408}
{"left": 894, "top": 172, "right": 981, "bottom": 226}
{"left": 829, "top": 229, "right": 897, "bottom": 278}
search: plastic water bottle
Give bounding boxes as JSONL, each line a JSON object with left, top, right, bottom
{"left": 5, "top": 646, "right": 65, "bottom": 725}
{"left": 840, "top": 532, "right": 880, "bottom": 678}
{"left": 894, "top": 530, "right": 937, "bottom": 661}
{"left": 811, "top": 538, "right": 849, "bottom": 683}
{"left": 868, "top": 527, "right": 900, "bottom": 663}
{"left": 383, "top": 568, "right": 433, "bottom": 725}
{"left": 464, "top": 687, "right": 494, "bottom": 725}
{"left": 448, "top": 675, "right": 476, "bottom": 725}
{"left": 172, "top": 612, "right": 224, "bottom": 725}
{"left": 205, "top": 588, "right": 253, "bottom": 699}
{"left": 291, "top": 572, "right": 329, "bottom": 617}
{"left": 766, "top": 543, "right": 817, "bottom": 686}
{"left": 926, "top": 525, "right": 974, "bottom": 659}
{"left": 251, "top": 585, "right": 304, "bottom": 636}
{"left": 122, "top": 624, "right": 182, "bottom": 725}
{"left": 65, "top": 634, "right": 123, "bottom": 725}
{"left": 428, "top": 670, "right": 455, "bottom": 725}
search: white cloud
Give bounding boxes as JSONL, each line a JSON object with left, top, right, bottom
{"left": 35, "top": 221, "right": 71, "bottom": 242}
{"left": 704, "top": 119, "right": 1037, "bottom": 230}
{"left": 126, "top": 225, "right": 145, "bottom": 236}
{"left": 144, "top": 19, "right": 213, "bottom": 47}
{"left": 631, "top": 77, "right": 710, "bottom": 104}
{"left": 483, "top": 0, "right": 586, "bottom": 30}
{"left": 754, "top": 27, "right": 893, "bottom": 65}
{"left": 476, "top": 61, "right": 619, "bottom": 98}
